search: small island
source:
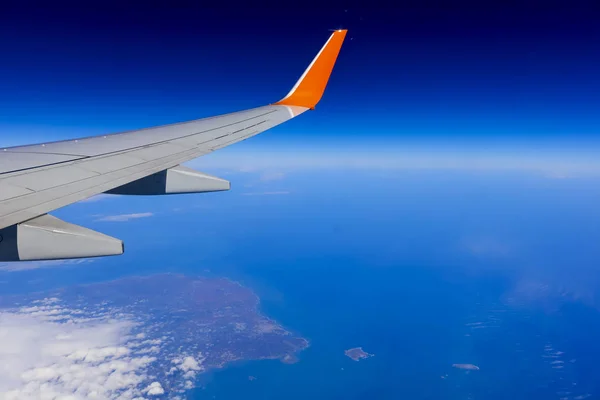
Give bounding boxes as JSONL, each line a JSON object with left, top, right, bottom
{"left": 345, "top": 347, "right": 374, "bottom": 361}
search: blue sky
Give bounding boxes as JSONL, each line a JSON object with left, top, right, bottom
{"left": 2, "top": 1, "right": 600, "bottom": 155}
{"left": 3, "top": 4, "right": 600, "bottom": 398}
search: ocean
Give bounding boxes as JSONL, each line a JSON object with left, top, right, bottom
{"left": 3, "top": 170, "right": 600, "bottom": 399}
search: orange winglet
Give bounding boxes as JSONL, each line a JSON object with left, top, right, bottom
{"left": 274, "top": 30, "right": 347, "bottom": 110}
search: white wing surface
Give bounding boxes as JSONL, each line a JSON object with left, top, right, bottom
{"left": 0, "top": 30, "right": 347, "bottom": 261}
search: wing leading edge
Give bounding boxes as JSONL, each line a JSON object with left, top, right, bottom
{"left": 0, "top": 30, "right": 347, "bottom": 261}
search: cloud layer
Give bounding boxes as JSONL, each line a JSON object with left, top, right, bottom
{"left": 95, "top": 212, "right": 154, "bottom": 222}
{"left": 0, "top": 296, "right": 203, "bottom": 399}
{"left": 0, "top": 259, "right": 93, "bottom": 272}
{"left": 241, "top": 191, "right": 291, "bottom": 196}
{"left": 0, "top": 274, "right": 307, "bottom": 399}
{"left": 190, "top": 143, "right": 600, "bottom": 178}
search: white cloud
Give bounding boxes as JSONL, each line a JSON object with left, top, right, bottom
{"left": 0, "top": 289, "right": 221, "bottom": 399}
{"left": 179, "top": 356, "right": 201, "bottom": 372}
{"left": 259, "top": 171, "right": 285, "bottom": 181}
{"left": 144, "top": 381, "right": 164, "bottom": 396}
{"left": 171, "top": 354, "right": 205, "bottom": 380}
{"left": 0, "top": 259, "right": 93, "bottom": 272}
{"left": 0, "top": 299, "right": 160, "bottom": 400}
{"left": 190, "top": 142, "right": 600, "bottom": 178}
{"left": 95, "top": 212, "right": 154, "bottom": 222}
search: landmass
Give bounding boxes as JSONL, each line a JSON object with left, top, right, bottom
{"left": 452, "top": 363, "right": 480, "bottom": 371}
{"left": 0, "top": 273, "right": 308, "bottom": 398}
{"left": 345, "top": 347, "right": 374, "bottom": 361}
{"left": 85, "top": 274, "right": 307, "bottom": 367}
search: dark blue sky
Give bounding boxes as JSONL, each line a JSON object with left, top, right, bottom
{"left": 2, "top": 1, "right": 600, "bottom": 147}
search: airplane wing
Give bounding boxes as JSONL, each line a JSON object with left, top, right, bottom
{"left": 0, "top": 30, "right": 347, "bottom": 261}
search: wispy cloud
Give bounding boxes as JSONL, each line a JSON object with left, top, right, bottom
{"left": 461, "top": 236, "right": 512, "bottom": 258}
{"left": 0, "top": 277, "right": 228, "bottom": 398}
{"left": 0, "top": 298, "right": 163, "bottom": 399}
{"left": 0, "top": 259, "right": 93, "bottom": 272}
{"left": 259, "top": 171, "right": 285, "bottom": 181}
{"left": 241, "top": 191, "right": 291, "bottom": 196}
{"left": 190, "top": 143, "right": 600, "bottom": 178}
{"left": 95, "top": 212, "right": 154, "bottom": 222}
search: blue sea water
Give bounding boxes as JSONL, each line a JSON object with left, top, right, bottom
{"left": 189, "top": 170, "right": 600, "bottom": 400}
{"left": 3, "top": 169, "right": 600, "bottom": 399}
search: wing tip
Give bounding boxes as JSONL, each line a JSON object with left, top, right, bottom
{"left": 274, "top": 29, "right": 347, "bottom": 110}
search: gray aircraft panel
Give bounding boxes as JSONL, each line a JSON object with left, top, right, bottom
{"left": 2, "top": 107, "right": 279, "bottom": 159}
{"left": 0, "top": 151, "right": 84, "bottom": 174}
{"left": 0, "top": 183, "right": 35, "bottom": 202}
{"left": 0, "top": 105, "right": 307, "bottom": 230}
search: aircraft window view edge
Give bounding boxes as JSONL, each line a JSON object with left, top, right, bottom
{"left": 1, "top": 3, "right": 600, "bottom": 400}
